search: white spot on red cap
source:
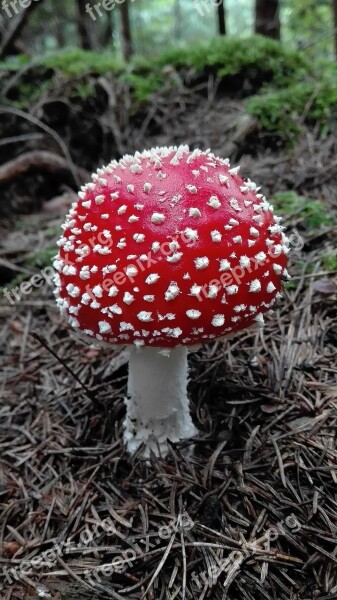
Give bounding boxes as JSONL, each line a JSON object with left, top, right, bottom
{"left": 189, "top": 207, "right": 201, "bottom": 218}
{"left": 254, "top": 251, "right": 267, "bottom": 264}
{"left": 208, "top": 285, "right": 219, "bottom": 298}
{"left": 186, "top": 184, "right": 197, "bottom": 194}
{"left": 123, "top": 292, "right": 135, "bottom": 304}
{"left": 250, "top": 227, "right": 259, "bottom": 237}
{"left": 184, "top": 228, "right": 198, "bottom": 242}
{"left": 194, "top": 256, "right": 209, "bottom": 270}
{"left": 218, "top": 174, "right": 229, "bottom": 185}
{"left": 151, "top": 212, "right": 165, "bottom": 224}
{"left": 137, "top": 311, "right": 153, "bottom": 322}
{"left": 125, "top": 265, "right": 138, "bottom": 278}
{"left": 130, "top": 164, "right": 142, "bottom": 174}
{"left": 228, "top": 166, "right": 240, "bottom": 175}
{"left": 167, "top": 252, "right": 183, "bottom": 263}
{"left": 190, "top": 284, "right": 202, "bottom": 297}
{"left": 145, "top": 273, "right": 160, "bottom": 284}
{"left": 211, "top": 230, "right": 222, "bottom": 242}
{"left": 108, "top": 286, "right": 119, "bottom": 297}
{"left": 229, "top": 198, "right": 241, "bottom": 212}
{"left": 99, "top": 321, "right": 111, "bottom": 333}
{"left": 133, "top": 233, "right": 145, "bottom": 243}
{"left": 219, "top": 259, "right": 231, "bottom": 271}
{"left": 240, "top": 256, "right": 250, "bottom": 268}
{"left": 226, "top": 285, "right": 238, "bottom": 295}
{"left": 109, "top": 304, "right": 122, "bottom": 315}
{"left": 186, "top": 309, "right": 201, "bottom": 319}
{"left": 208, "top": 195, "right": 221, "bottom": 209}
{"left": 151, "top": 241, "right": 160, "bottom": 253}
{"left": 212, "top": 314, "right": 225, "bottom": 326}
{"left": 165, "top": 282, "right": 180, "bottom": 301}
{"left": 249, "top": 279, "right": 261, "bottom": 292}
{"left": 144, "top": 182, "right": 152, "bottom": 193}
{"left": 92, "top": 285, "right": 103, "bottom": 298}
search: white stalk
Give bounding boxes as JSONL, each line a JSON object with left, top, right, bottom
{"left": 123, "top": 346, "right": 198, "bottom": 456}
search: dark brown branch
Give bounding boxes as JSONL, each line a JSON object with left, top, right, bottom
{"left": 0, "top": 151, "right": 90, "bottom": 187}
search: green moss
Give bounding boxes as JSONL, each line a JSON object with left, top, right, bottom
{"left": 246, "top": 75, "right": 337, "bottom": 142}
{"left": 272, "top": 192, "right": 330, "bottom": 229}
{"left": 151, "top": 36, "right": 309, "bottom": 81}
{"left": 122, "top": 72, "right": 165, "bottom": 103}
{"left": 322, "top": 251, "right": 337, "bottom": 272}
{"left": 14, "top": 79, "right": 53, "bottom": 107}
{"left": 40, "top": 48, "right": 123, "bottom": 77}
{"left": 25, "top": 246, "right": 56, "bottom": 270}
{"left": 126, "top": 36, "right": 309, "bottom": 101}
{"left": 0, "top": 54, "right": 30, "bottom": 71}
{"left": 3, "top": 37, "right": 306, "bottom": 103}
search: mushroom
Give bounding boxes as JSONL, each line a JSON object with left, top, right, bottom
{"left": 53, "top": 146, "right": 290, "bottom": 456}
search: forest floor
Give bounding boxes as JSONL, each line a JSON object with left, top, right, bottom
{"left": 0, "top": 80, "right": 337, "bottom": 600}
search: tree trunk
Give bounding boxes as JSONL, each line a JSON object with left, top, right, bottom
{"left": 103, "top": 10, "right": 114, "bottom": 48}
{"left": 332, "top": 0, "right": 337, "bottom": 59}
{"left": 217, "top": 0, "right": 226, "bottom": 36}
{"left": 173, "top": 0, "right": 182, "bottom": 40}
{"left": 0, "top": 2, "right": 42, "bottom": 59}
{"left": 255, "top": 0, "right": 280, "bottom": 40}
{"left": 76, "top": 0, "right": 92, "bottom": 50}
{"left": 119, "top": 1, "right": 133, "bottom": 61}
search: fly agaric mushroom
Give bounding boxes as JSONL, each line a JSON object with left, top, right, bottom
{"left": 53, "top": 146, "right": 290, "bottom": 456}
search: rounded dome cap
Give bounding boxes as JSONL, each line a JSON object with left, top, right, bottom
{"left": 54, "top": 146, "right": 289, "bottom": 348}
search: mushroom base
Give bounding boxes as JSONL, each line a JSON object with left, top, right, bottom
{"left": 124, "top": 346, "right": 198, "bottom": 456}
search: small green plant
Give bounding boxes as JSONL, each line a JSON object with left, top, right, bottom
{"left": 322, "top": 250, "right": 337, "bottom": 272}
{"left": 14, "top": 79, "right": 53, "bottom": 107}
{"left": 272, "top": 192, "right": 330, "bottom": 229}
{"left": 25, "top": 246, "right": 56, "bottom": 270}
{"left": 122, "top": 72, "right": 165, "bottom": 103}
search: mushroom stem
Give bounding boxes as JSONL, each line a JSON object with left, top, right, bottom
{"left": 124, "top": 346, "right": 197, "bottom": 456}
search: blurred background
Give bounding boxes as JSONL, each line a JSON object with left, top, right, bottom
{"left": 1, "top": 0, "right": 337, "bottom": 59}
{"left": 1, "top": 0, "right": 337, "bottom": 213}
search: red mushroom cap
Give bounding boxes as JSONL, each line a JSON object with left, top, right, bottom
{"left": 54, "top": 146, "right": 289, "bottom": 348}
